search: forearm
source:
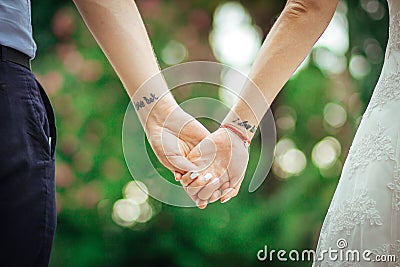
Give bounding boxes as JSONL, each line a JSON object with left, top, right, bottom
{"left": 222, "top": 0, "right": 339, "bottom": 140}
{"left": 72, "top": 0, "right": 177, "bottom": 127}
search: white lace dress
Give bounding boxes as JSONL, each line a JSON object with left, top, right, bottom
{"left": 313, "top": 1, "right": 400, "bottom": 266}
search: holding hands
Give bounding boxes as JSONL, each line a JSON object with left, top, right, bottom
{"left": 138, "top": 92, "right": 253, "bottom": 209}
{"left": 74, "top": 0, "right": 339, "bottom": 209}
{"left": 178, "top": 125, "right": 250, "bottom": 209}
{"left": 142, "top": 96, "right": 210, "bottom": 178}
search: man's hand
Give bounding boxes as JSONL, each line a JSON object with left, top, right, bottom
{"left": 144, "top": 100, "right": 210, "bottom": 179}
{"left": 179, "top": 128, "right": 249, "bottom": 209}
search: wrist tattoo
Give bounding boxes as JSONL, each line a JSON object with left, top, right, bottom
{"left": 232, "top": 118, "right": 257, "bottom": 133}
{"left": 134, "top": 93, "right": 159, "bottom": 111}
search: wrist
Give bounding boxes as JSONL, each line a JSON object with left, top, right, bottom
{"left": 221, "top": 109, "right": 258, "bottom": 141}
{"left": 133, "top": 91, "right": 179, "bottom": 130}
{"left": 219, "top": 124, "right": 251, "bottom": 149}
{"left": 147, "top": 93, "right": 178, "bottom": 120}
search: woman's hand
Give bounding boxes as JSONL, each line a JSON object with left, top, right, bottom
{"left": 179, "top": 128, "right": 249, "bottom": 209}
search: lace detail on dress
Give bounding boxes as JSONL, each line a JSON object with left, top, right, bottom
{"left": 346, "top": 125, "right": 396, "bottom": 178}
{"left": 313, "top": 261, "right": 361, "bottom": 267}
{"left": 365, "top": 73, "right": 400, "bottom": 117}
{"left": 387, "top": 12, "right": 400, "bottom": 54}
{"left": 327, "top": 190, "right": 382, "bottom": 237}
{"left": 388, "top": 164, "right": 400, "bottom": 211}
{"left": 371, "top": 240, "right": 400, "bottom": 267}
{"left": 315, "top": 2, "right": 400, "bottom": 264}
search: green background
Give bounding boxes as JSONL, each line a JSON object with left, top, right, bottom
{"left": 29, "top": 0, "right": 389, "bottom": 266}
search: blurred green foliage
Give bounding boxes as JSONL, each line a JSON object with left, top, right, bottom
{"left": 30, "top": 0, "right": 389, "bottom": 266}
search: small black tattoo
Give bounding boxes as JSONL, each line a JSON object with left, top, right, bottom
{"left": 232, "top": 118, "right": 257, "bottom": 133}
{"left": 134, "top": 93, "right": 159, "bottom": 111}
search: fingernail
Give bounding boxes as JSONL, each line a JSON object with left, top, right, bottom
{"left": 221, "top": 197, "right": 231, "bottom": 203}
{"left": 190, "top": 172, "right": 199, "bottom": 179}
{"left": 204, "top": 173, "right": 213, "bottom": 181}
{"left": 211, "top": 177, "right": 220, "bottom": 185}
{"left": 174, "top": 172, "right": 180, "bottom": 181}
{"left": 195, "top": 199, "right": 201, "bottom": 206}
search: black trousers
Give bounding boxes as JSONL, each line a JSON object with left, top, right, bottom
{"left": 0, "top": 60, "right": 57, "bottom": 267}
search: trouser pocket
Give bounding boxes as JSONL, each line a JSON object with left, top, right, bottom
{"left": 35, "top": 79, "right": 57, "bottom": 160}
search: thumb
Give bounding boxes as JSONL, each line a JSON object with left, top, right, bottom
{"left": 167, "top": 155, "right": 199, "bottom": 176}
